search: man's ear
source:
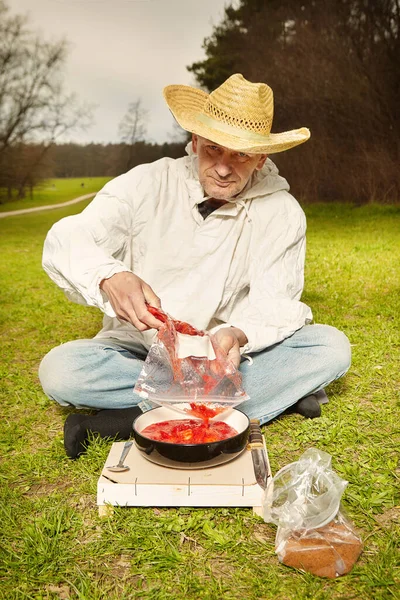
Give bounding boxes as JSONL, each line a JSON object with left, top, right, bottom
{"left": 255, "top": 154, "right": 268, "bottom": 171}
{"left": 192, "top": 134, "right": 198, "bottom": 153}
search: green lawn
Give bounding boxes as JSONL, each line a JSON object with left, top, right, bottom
{"left": 0, "top": 202, "right": 399, "bottom": 599}
{"left": 0, "top": 177, "right": 112, "bottom": 212}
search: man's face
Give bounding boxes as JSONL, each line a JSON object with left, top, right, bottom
{"left": 192, "top": 135, "right": 267, "bottom": 200}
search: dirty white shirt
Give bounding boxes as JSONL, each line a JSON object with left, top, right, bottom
{"left": 42, "top": 144, "right": 312, "bottom": 354}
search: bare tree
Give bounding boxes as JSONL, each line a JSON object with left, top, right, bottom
{"left": 0, "top": 0, "right": 93, "bottom": 199}
{"left": 118, "top": 99, "right": 147, "bottom": 145}
{"left": 117, "top": 98, "right": 148, "bottom": 171}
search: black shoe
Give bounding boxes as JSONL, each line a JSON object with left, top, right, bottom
{"left": 293, "top": 394, "right": 321, "bottom": 419}
{"left": 64, "top": 413, "right": 91, "bottom": 459}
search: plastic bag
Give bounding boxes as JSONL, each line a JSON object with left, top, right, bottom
{"left": 263, "top": 448, "right": 362, "bottom": 578}
{"left": 133, "top": 307, "right": 249, "bottom": 418}
{"left": 263, "top": 448, "right": 347, "bottom": 530}
{"left": 275, "top": 510, "right": 363, "bottom": 578}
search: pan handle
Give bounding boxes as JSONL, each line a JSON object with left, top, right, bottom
{"left": 145, "top": 444, "right": 155, "bottom": 455}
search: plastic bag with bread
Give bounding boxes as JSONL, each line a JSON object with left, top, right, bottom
{"left": 263, "top": 448, "right": 363, "bottom": 578}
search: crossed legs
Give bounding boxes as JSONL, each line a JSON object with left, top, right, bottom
{"left": 39, "top": 324, "right": 351, "bottom": 457}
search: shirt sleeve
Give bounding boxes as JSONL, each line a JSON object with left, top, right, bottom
{"left": 42, "top": 178, "right": 135, "bottom": 317}
{"left": 218, "top": 196, "right": 313, "bottom": 353}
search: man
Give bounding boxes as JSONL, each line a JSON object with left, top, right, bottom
{"left": 39, "top": 74, "right": 351, "bottom": 458}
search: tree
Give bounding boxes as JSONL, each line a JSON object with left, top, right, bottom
{"left": 118, "top": 98, "right": 147, "bottom": 146}
{"left": 0, "top": 0, "right": 92, "bottom": 199}
{"left": 48, "top": 140, "right": 187, "bottom": 178}
{"left": 117, "top": 98, "right": 148, "bottom": 171}
{"left": 188, "top": 0, "right": 400, "bottom": 203}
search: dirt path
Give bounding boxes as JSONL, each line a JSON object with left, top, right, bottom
{"left": 0, "top": 193, "right": 96, "bottom": 219}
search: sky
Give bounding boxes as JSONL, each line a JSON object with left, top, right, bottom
{"left": 7, "top": 0, "right": 233, "bottom": 145}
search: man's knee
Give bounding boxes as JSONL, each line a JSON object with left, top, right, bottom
{"left": 315, "top": 324, "right": 351, "bottom": 377}
{"left": 38, "top": 341, "right": 87, "bottom": 405}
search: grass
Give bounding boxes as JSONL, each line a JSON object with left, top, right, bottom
{"left": 0, "top": 199, "right": 399, "bottom": 599}
{"left": 0, "top": 177, "right": 112, "bottom": 212}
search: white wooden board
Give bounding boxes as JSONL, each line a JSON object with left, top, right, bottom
{"left": 97, "top": 441, "right": 271, "bottom": 509}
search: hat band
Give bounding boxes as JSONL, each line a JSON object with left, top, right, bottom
{"left": 196, "top": 113, "right": 271, "bottom": 144}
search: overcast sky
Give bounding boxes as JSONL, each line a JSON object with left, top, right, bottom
{"left": 7, "top": 0, "right": 232, "bottom": 145}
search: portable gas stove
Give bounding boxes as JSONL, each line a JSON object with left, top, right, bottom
{"left": 97, "top": 435, "right": 271, "bottom": 516}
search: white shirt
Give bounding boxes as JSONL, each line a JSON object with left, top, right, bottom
{"left": 42, "top": 144, "right": 312, "bottom": 354}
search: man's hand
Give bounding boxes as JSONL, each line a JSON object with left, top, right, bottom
{"left": 214, "top": 327, "right": 248, "bottom": 369}
{"left": 100, "top": 272, "right": 163, "bottom": 330}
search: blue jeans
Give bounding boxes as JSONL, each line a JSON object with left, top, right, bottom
{"left": 38, "top": 324, "right": 351, "bottom": 425}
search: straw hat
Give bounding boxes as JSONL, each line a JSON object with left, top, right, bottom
{"left": 163, "top": 73, "right": 310, "bottom": 154}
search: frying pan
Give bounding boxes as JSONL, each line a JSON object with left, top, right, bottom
{"left": 132, "top": 406, "right": 250, "bottom": 469}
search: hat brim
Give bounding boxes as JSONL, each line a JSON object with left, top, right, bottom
{"left": 163, "top": 84, "right": 310, "bottom": 154}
